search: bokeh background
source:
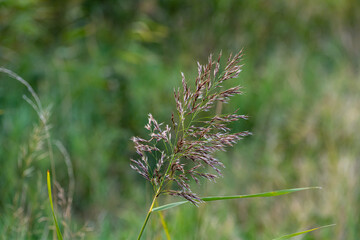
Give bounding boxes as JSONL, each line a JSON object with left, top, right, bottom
{"left": 1, "top": 0, "right": 359, "bottom": 239}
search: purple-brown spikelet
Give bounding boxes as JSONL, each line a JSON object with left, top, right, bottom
{"left": 130, "top": 50, "right": 252, "bottom": 205}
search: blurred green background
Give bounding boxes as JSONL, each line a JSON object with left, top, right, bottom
{"left": 1, "top": 0, "right": 359, "bottom": 239}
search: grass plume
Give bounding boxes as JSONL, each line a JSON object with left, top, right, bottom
{"left": 131, "top": 50, "right": 251, "bottom": 238}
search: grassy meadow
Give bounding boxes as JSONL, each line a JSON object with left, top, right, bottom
{"left": 0, "top": 1, "right": 359, "bottom": 239}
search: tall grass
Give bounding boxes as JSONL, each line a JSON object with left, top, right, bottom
{"left": 128, "top": 52, "right": 331, "bottom": 239}
{"left": 0, "top": 67, "right": 55, "bottom": 239}
{"left": 0, "top": 68, "right": 86, "bottom": 239}
{"left": 1, "top": 1, "right": 359, "bottom": 238}
{"left": 2, "top": 50, "right": 334, "bottom": 239}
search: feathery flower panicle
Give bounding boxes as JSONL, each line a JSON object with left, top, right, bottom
{"left": 130, "top": 50, "right": 251, "bottom": 205}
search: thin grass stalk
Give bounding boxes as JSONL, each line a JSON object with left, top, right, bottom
{"left": 47, "top": 170, "right": 63, "bottom": 240}
{"left": 0, "top": 67, "right": 58, "bottom": 203}
{"left": 1, "top": 67, "right": 60, "bottom": 240}
{"left": 137, "top": 188, "right": 161, "bottom": 240}
{"left": 156, "top": 201, "right": 171, "bottom": 240}
{"left": 137, "top": 152, "right": 178, "bottom": 239}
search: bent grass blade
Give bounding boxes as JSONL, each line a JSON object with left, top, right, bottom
{"left": 47, "top": 170, "right": 63, "bottom": 240}
{"left": 152, "top": 187, "right": 321, "bottom": 212}
{"left": 272, "top": 224, "right": 336, "bottom": 240}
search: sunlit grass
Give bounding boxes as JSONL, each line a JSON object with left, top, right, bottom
{"left": 47, "top": 170, "right": 63, "bottom": 240}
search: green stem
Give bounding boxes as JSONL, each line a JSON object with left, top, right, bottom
{"left": 137, "top": 152, "right": 176, "bottom": 240}
{"left": 137, "top": 90, "right": 188, "bottom": 239}
{"left": 137, "top": 189, "right": 160, "bottom": 240}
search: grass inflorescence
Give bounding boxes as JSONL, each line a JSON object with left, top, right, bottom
{"left": 131, "top": 50, "right": 252, "bottom": 238}
{"left": 131, "top": 51, "right": 333, "bottom": 239}
{"left": 1, "top": 51, "right": 334, "bottom": 239}
{"left": 131, "top": 50, "right": 251, "bottom": 205}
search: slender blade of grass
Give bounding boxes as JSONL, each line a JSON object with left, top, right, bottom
{"left": 152, "top": 187, "right": 320, "bottom": 212}
{"left": 272, "top": 224, "right": 336, "bottom": 240}
{"left": 47, "top": 170, "right": 63, "bottom": 240}
{"left": 152, "top": 201, "right": 188, "bottom": 212}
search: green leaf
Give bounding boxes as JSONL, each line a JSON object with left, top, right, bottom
{"left": 272, "top": 224, "right": 336, "bottom": 240}
{"left": 47, "top": 170, "right": 63, "bottom": 240}
{"left": 152, "top": 201, "right": 188, "bottom": 212}
{"left": 152, "top": 187, "right": 321, "bottom": 212}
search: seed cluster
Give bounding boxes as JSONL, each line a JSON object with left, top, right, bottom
{"left": 131, "top": 50, "right": 251, "bottom": 205}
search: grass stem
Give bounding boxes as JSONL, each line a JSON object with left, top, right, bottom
{"left": 156, "top": 200, "right": 171, "bottom": 240}
{"left": 137, "top": 189, "right": 160, "bottom": 240}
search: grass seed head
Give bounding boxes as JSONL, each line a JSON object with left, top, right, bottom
{"left": 131, "top": 50, "right": 251, "bottom": 204}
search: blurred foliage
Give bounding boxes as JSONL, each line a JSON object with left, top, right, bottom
{"left": 0, "top": 0, "right": 359, "bottom": 239}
